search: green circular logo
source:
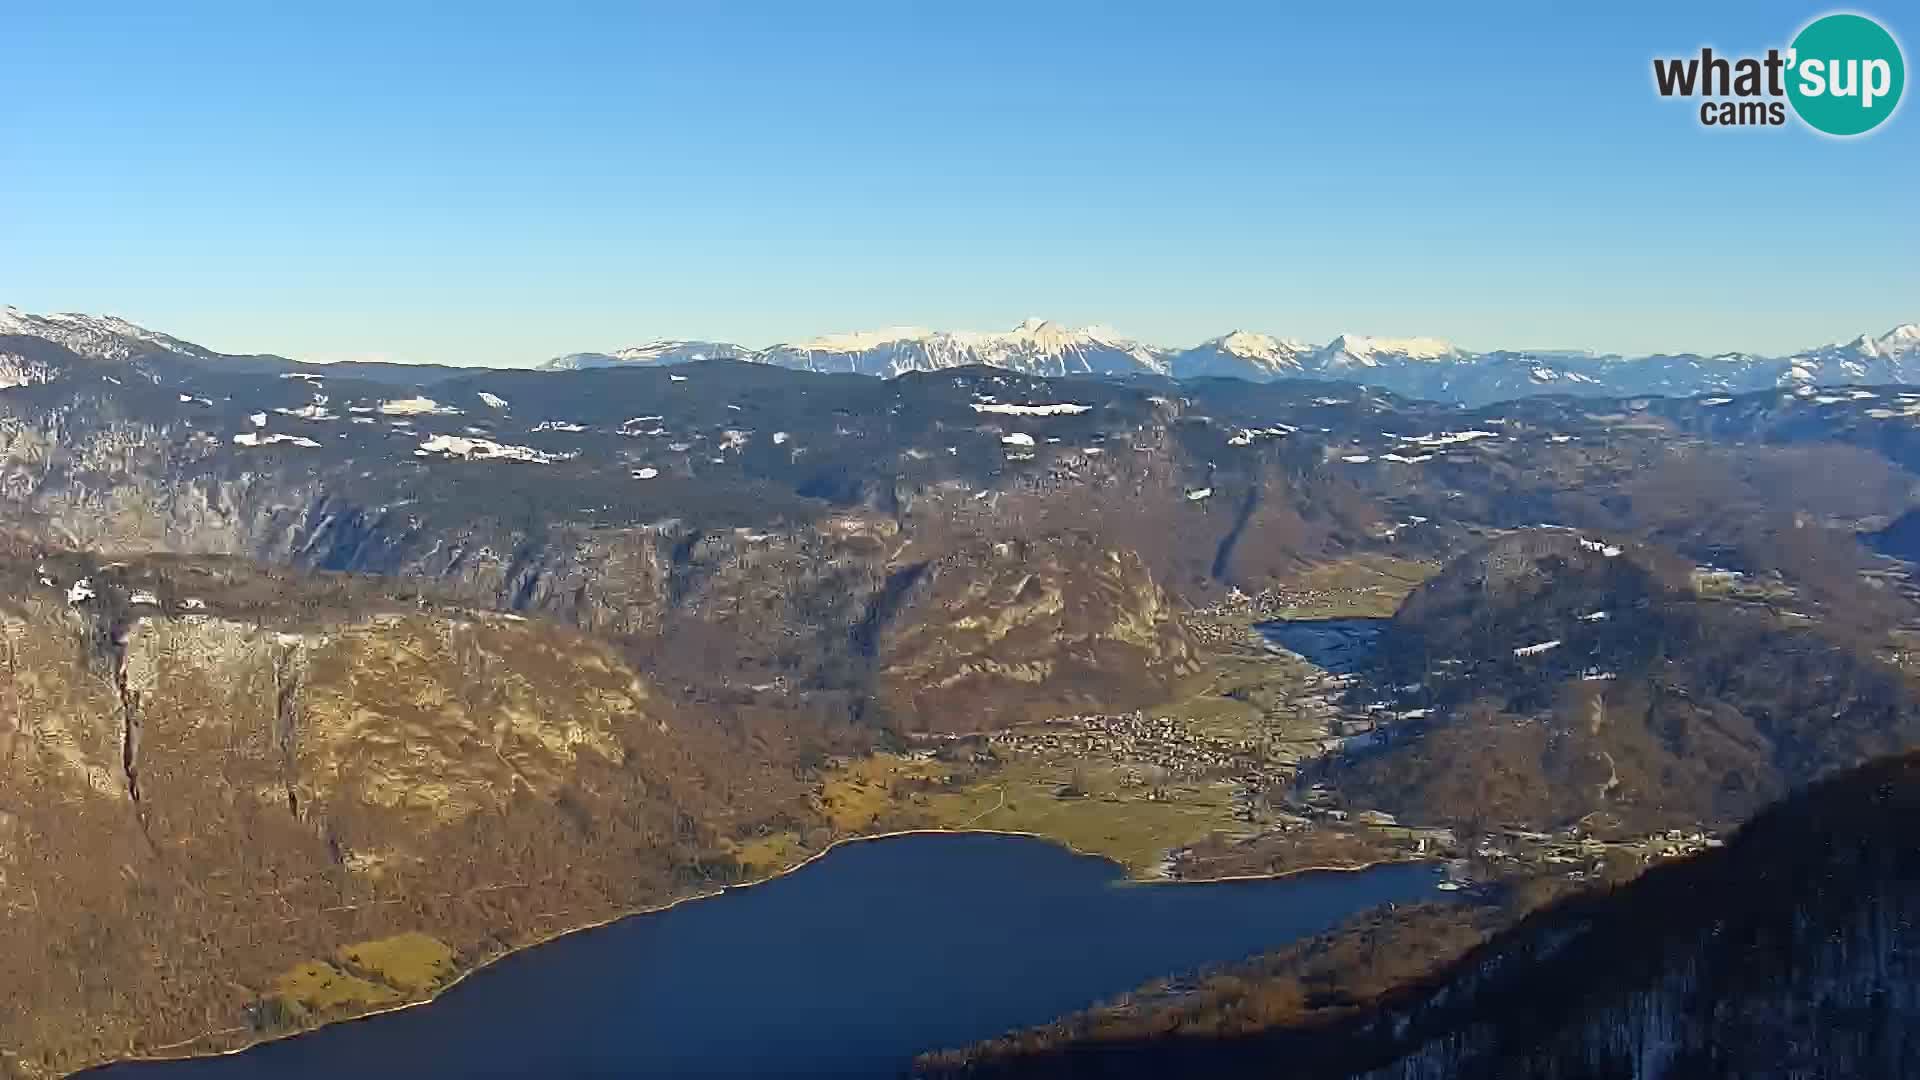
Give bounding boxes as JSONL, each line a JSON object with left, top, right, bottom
{"left": 1787, "top": 13, "right": 1905, "bottom": 135}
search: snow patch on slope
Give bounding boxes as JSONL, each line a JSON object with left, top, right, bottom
{"left": 414, "top": 434, "right": 573, "bottom": 464}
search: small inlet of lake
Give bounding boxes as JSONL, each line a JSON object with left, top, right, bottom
{"left": 89, "top": 834, "right": 1443, "bottom": 1079}
{"left": 1255, "top": 617, "right": 1387, "bottom": 673}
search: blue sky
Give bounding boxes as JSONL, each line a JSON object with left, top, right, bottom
{"left": 3, "top": 1, "right": 1914, "bottom": 366}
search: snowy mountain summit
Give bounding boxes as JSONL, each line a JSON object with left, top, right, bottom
{"left": 1319, "top": 334, "right": 1461, "bottom": 368}
{"left": 1170, "top": 331, "right": 1310, "bottom": 379}
{"left": 757, "top": 318, "right": 1171, "bottom": 377}
{"left": 0, "top": 306, "right": 220, "bottom": 363}
{"left": 544, "top": 341, "right": 753, "bottom": 371}
{"left": 6, "top": 305, "right": 1920, "bottom": 407}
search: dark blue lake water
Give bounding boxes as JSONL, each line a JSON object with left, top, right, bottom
{"left": 93, "top": 833, "right": 1441, "bottom": 1079}
{"left": 1255, "top": 617, "right": 1387, "bottom": 673}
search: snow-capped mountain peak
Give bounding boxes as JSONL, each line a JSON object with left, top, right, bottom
{"left": 1321, "top": 333, "right": 1459, "bottom": 367}
{"left": 1772, "top": 324, "right": 1920, "bottom": 386}
{"left": 12, "top": 304, "right": 1920, "bottom": 408}
{"left": 973, "top": 318, "right": 1142, "bottom": 353}
{"left": 540, "top": 339, "right": 754, "bottom": 371}
{"left": 0, "top": 306, "right": 217, "bottom": 363}
{"left": 540, "top": 317, "right": 1918, "bottom": 396}
{"left": 1865, "top": 324, "right": 1920, "bottom": 355}
{"left": 996, "top": 318, "right": 1098, "bottom": 351}
{"left": 1169, "top": 330, "right": 1311, "bottom": 380}
{"left": 613, "top": 340, "right": 717, "bottom": 362}
{"left": 1219, "top": 330, "right": 1310, "bottom": 361}
{"left": 788, "top": 326, "right": 938, "bottom": 353}
{"left": 760, "top": 319, "right": 1170, "bottom": 377}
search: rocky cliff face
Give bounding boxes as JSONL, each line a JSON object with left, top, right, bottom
{"left": 877, "top": 532, "right": 1198, "bottom": 731}
{"left": 0, "top": 363, "right": 1270, "bottom": 724}
{"left": 0, "top": 553, "right": 797, "bottom": 1078}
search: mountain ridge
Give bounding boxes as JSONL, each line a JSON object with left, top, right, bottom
{"left": 544, "top": 318, "right": 1920, "bottom": 406}
{"left": 7, "top": 305, "right": 1920, "bottom": 407}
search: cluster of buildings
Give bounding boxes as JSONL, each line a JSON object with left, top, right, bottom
{"left": 1188, "top": 583, "right": 1399, "bottom": 629}
{"left": 982, "top": 711, "right": 1285, "bottom": 789}
{"left": 1464, "top": 824, "right": 1722, "bottom": 881}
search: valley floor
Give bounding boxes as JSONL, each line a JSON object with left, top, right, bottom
{"left": 802, "top": 554, "right": 1727, "bottom": 895}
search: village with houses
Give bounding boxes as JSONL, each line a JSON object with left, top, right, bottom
{"left": 884, "top": 555, "right": 1728, "bottom": 891}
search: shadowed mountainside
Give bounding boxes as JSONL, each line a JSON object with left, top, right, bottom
{"left": 1324, "top": 530, "right": 1920, "bottom": 836}
{"left": 922, "top": 750, "right": 1920, "bottom": 1078}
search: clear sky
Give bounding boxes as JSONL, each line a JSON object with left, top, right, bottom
{"left": 3, "top": 1, "right": 1914, "bottom": 366}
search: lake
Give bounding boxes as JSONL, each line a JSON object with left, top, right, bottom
{"left": 1255, "top": 617, "right": 1387, "bottom": 673}
{"left": 92, "top": 834, "right": 1442, "bottom": 1079}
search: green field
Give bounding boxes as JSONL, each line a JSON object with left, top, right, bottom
{"left": 920, "top": 759, "right": 1244, "bottom": 877}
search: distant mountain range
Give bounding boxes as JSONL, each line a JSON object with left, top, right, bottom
{"left": 6, "top": 305, "right": 1919, "bottom": 406}
{"left": 548, "top": 318, "right": 1920, "bottom": 405}
{"left": 547, "top": 318, "right": 1168, "bottom": 379}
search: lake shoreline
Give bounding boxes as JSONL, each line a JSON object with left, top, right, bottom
{"left": 67, "top": 827, "right": 1425, "bottom": 1078}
